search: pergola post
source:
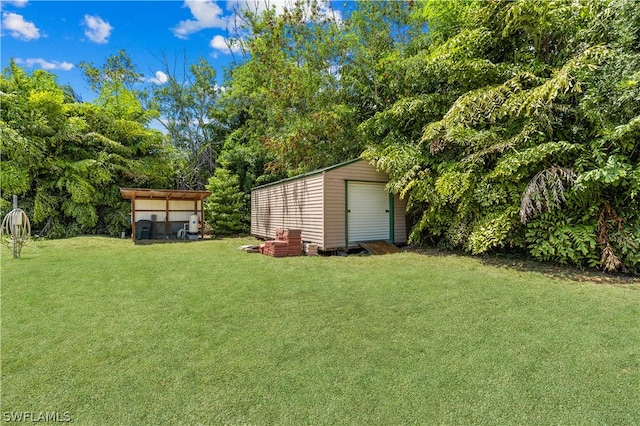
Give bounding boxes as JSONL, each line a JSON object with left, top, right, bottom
{"left": 199, "top": 195, "right": 205, "bottom": 239}
{"left": 131, "top": 194, "right": 137, "bottom": 242}
{"left": 165, "top": 195, "right": 170, "bottom": 239}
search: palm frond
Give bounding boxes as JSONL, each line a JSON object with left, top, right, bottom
{"left": 520, "top": 166, "right": 576, "bottom": 223}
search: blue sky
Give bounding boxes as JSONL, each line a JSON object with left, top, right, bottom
{"left": 1, "top": 0, "right": 344, "bottom": 102}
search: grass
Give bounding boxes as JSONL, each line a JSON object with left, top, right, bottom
{"left": 1, "top": 236, "right": 639, "bottom": 425}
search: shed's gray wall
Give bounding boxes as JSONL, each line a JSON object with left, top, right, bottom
{"left": 250, "top": 159, "right": 407, "bottom": 251}
{"left": 251, "top": 173, "right": 324, "bottom": 245}
{"left": 394, "top": 193, "right": 407, "bottom": 244}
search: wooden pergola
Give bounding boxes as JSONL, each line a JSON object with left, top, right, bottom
{"left": 120, "top": 188, "right": 212, "bottom": 243}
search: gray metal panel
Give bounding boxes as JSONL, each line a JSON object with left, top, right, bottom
{"left": 250, "top": 173, "right": 324, "bottom": 245}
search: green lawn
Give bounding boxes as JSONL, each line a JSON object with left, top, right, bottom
{"left": 1, "top": 237, "right": 639, "bottom": 425}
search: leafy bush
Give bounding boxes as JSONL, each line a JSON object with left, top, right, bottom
{"left": 525, "top": 212, "right": 599, "bottom": 268}
{"left": 204, "top": 168, "right": 249, "bottom": 236}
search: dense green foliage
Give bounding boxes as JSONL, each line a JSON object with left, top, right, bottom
{"left": 2, "top": 0, "right": 638, "bottom": 273}
{"left": 1, "top": 60, "right": 173, "bottom": 237}
{"left": 219, "top": 2, "right": 353, "bottom": 176}
{"left": 362, "top": 0, "right": 640, "bottom": 273}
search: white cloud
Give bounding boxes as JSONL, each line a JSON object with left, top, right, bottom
{"left": 317, "top": 1, "right": 342, "bottom": 23}
{"left": 328, "top": 64, "right": 340, "bottom": 79}
{"left": 1, "top": 12, "right": 40, "bottom": 40}
{"left": 148, "top": 70, "right": 169, "bottom": 85}
{"left": 172, "top": 0, "right": 228, "bottom": 39}
{"left": 172, "top": 0, "right": 341, "bottom": 40}
{"left": 83, "top": 15, "right": 113, "bottom": 44}
{"left": 209, "top": 34, "right": 242, "bottom": 55}
{"left": 5, "top": 0, "right": 29, "bottom": 7}
{"left": 209, "top": 34, "right": 229, "bottom": 50}
{"left": 15, "top": 58, "right": 74, "bottom": 71}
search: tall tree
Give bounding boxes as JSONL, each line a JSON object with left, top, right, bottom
{"left": 149, "top": 55, "right": 224, "bottom": 189}
{"left": 221, "top": 0, "right": 362, "bottom": 176}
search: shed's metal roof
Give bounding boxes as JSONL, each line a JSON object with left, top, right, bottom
{"left": 120, "top": 188, "right": 211, "bottom": 200}
{"left": 251, "top": 158, "right": 365, "bottom": 190}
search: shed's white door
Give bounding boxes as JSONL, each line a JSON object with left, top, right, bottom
{"left": 347, "top": 181, "right": 391, "bottom": 244}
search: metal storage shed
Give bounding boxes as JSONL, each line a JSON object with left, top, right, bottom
{"left": 251, "top": 159, "right": 407, "bottom": 251}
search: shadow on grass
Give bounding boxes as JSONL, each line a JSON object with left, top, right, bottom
{"left": 403, "top": 246, "right": 640, "bottom": 286}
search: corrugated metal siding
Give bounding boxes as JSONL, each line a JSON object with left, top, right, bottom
{"left": 251, "top": 174, "right": 324, "bottom": 245}
{"left": 168, "top": 211, "right": 199, "bottom": 222}
{"left": 134, "top": 199, "right": 165, "bottom": 221}
{"left": 171, "top": 200, "right": 198, "bottom": 210}
{"left": 324, "top": 160, "right": 407, "bottom": 249}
